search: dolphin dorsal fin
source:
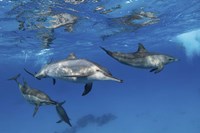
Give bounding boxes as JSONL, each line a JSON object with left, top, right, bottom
{"left": 137, "top": 43, "right": 148, "bottom": 53}
{"left": 66, "top": 53, "right": 77, "bottom": 60}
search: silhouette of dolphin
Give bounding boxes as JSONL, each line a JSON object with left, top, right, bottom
{"left": 101, "top": 43, "right": 178, "bottom": 73}
{"left": 24, "top": 53, "right": 123, "bottom": 96}
{"left": 9, "top": 74, "right": 57, "bottom": 117}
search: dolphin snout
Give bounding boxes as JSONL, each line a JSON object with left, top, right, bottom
{"left": 174, "top": 58, "right": 179, "bottom": 62}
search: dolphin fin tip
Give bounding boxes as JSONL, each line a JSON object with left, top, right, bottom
{"left": 8, "top": 74, "right": 21, "bottom": 81}
{"left": 56, "top": 120, "right": 62, "bottom": 123}
{"left": 82, "top": 83, "right": 93, "bottom": 96}
{"left": 68, "top": 123, "right": 72, "bottom": 127}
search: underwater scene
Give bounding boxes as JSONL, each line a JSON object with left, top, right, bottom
{"left": 0, "top": 0, "right": 200, "bottom": 133}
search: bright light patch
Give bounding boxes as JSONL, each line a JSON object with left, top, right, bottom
{"left": 125, "top": 0, "right": 134, "bottom": 4}
{"left": 176, "top": 29, "right": 200, "bottom": 58}
{"left": 19, "top": 49, "right": 53, "bottom": 66}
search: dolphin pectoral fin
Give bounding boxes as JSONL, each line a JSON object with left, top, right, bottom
{"left": 56, "top": 120, "right": 62, "bottom": 123}
{"left": 53, "top": 78, "right": 56, "bottom": 85}
{"left": 24, "top": 68, "right": 35, "bottom": 77}
{"left": 82, "top": 83, "right": 93, "bottom": 96}
{"left": 150, "top": 68, "right": 157, "bottom": 72}
{"left": 154, "top": 64, "right": 164, "bottom": 74}
{"left": 33, "top": 105, "right": 40, "bottom": 117}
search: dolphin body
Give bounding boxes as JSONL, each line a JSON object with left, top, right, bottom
{"left": 25, "top": 53, "right": 123, "bottom": 96}
{"left": 55, "top": 101, "right": 72, "bottom": 127}
{"left": 9, "top": 74, "right": 58, "bottom": 117}
{"left": 101, "top": 43, "right": 178, "bottom": 73}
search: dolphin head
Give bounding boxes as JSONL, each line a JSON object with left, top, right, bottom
{"left": 94, "top": 69, "right": 123, "bottom": 83}
{"left": 163, "top": 55, "right": 179, "bottom": 64}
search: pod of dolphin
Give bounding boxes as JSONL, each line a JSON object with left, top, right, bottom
{"left": 9, "top": 43, "right": 178, "bottom": 127}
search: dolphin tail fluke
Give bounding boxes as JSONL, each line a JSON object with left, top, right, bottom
{"left": 56, "top": 119, "right": 72, "bottom": 127}
{"left": 24, "top": 68, "right": 41, "bottom": 80}
{"left": 8, "top": 74, "right": 21, "bottom": 83}
{"left": 58, "top": 101, "right": 66, "bottom": 106}
{"left": 100, "top": 46, "right": 113, "bottom": 56}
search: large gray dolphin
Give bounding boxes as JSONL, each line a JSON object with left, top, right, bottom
{"left": 100, "top": 43, "right": 178, "bottom": 73}
{"left": 9, "top": 74, "right": 58, "bottom": 117}
{"left": 24, "top": 53, "right": 123, "bottom": 96}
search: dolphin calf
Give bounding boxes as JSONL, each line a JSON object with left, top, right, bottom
{"left": 24, "top": 53, "right": 123, "bottom": 96}
{"left": 9, "top": 74, "right": 58, "bottom": 117}
{"left": 100, "top": 43, "right": 178, "bottom": 73}
{"left": 55, "top": 101, "right": 72, "bottom": 127}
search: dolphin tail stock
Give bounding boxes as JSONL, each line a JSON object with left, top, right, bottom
{"left": 24, "top": 68, "right": 40, "bottom": 80}
{"left": 8, "top": 74, "right": 21, "bottom": 83}
{"left": 54, "top": 100, "right": 66, "bottom": 106}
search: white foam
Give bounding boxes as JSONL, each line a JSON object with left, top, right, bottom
{"left": 176, "top": 29, "right": 200, "bottom": 58}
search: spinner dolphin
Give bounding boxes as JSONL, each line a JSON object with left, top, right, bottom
{"left": 9, "top": 74, "right": 57, "bottom": 117}
{"left": 101, "top": 43, "right": 178, "bottom": 73}
{"left": 24, "top": 53, "right": 123, "bottom": 96}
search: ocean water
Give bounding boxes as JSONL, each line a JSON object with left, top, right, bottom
{"left": 1, "top": 0, "right": 200, "bottom": 133}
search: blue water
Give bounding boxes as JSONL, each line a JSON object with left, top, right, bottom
{"left": 1, "top": 0, "right": 200, "bottom": 133}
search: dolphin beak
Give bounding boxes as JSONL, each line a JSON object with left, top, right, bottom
{"left": 174, "top": 58, "right": 179, "bottom": 61}
{"left": 108, "top": 75, "right": 123, "bottom": 83}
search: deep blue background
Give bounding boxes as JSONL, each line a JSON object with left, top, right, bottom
{"left": 0, "top": 0, "right": 200, "bottom": 133}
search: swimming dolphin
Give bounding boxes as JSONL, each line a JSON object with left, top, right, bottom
{"left": 55, "top": 101, "right": 72, "bottom": 127}
{"left": 8, "top": 74, "right": 58, "bottom": 117}
{"left": 100, "top": 43, "right": 178, "bottom": 73}
{"left": 24, "top": 53, "right": 123, "bottom": 96}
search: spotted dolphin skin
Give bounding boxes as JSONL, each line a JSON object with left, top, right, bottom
{"left": 8, "top": 74, "right": 57, "bottom": 117}
{"left": 100, "top": 43, "right": 178, "bottom": 73}
{"left": 55, "top": 101, "right": 72, "bottom": 127}
{"left": 24, "top": 53, "right": 123, "bottom": 96}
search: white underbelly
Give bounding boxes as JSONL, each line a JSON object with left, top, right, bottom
{"left": 22, "top": 94, "right": 48, "bottom": 105}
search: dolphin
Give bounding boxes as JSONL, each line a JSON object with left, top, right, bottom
{"left": 24, "top": 53, "right": 123, "bottom": 96}
{"left": 100, "top": 43, "right": 178, "bottom": 73}
{"left": 55, "top": 101, "right": 72, "bottom": 127}
{"left": 8, "top": 74, "right": 58, "bottom": 117}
